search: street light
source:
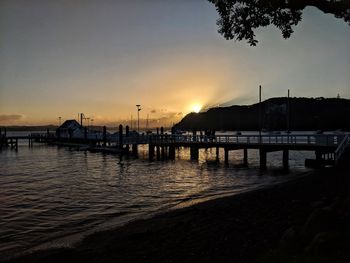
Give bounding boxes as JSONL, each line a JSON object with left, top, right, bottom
{"left": 259, "top": 85, "right": 262, "bottom": 143}
{"left": 136, "top": 105, "right": 141, "bottom": 133}
{"left": 287, "top": 89, "right": 290, "bottom": 133}
{"left": 58, "top": 116, "right": 62, "bottom": 126}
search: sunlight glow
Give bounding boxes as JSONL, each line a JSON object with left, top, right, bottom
{"left": 191, "top": 104, "right": 202, "bottom": 113}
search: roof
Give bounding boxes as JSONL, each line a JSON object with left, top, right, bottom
{"left": 58, "top": 119, "right": 82, "bottom": 130}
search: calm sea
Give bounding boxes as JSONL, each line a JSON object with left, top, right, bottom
{"left": 0, "top": 131, "right": 314, "bottom": 260}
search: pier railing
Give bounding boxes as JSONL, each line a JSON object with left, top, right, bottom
{"left": 145, "top": 134, "right": 346, "bottom": 147}
{"left": 3, "top": 132, "right": 347, "bottom": 150}
{"left": 334, "top": 135, "right": 350, "bottom": 164}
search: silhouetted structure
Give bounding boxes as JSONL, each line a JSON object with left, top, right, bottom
{"left": 56, "top": 119, "right": 84, "bottom": 139}
{"left": 2, "top": 125, "right": 349, "bottom": 170}
{"left": 174, "top": 97, "right": 350, "bottom": 131}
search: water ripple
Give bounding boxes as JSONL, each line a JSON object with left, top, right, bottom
{"left": 0, "top": 144, "right": 311, "bottom": 260}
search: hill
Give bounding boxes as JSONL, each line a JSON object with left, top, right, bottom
{"left": 174, "top": 97, "right": 350, "bottom": 131}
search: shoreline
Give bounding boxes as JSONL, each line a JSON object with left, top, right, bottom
{"left": 6, "top": 163, "right": 350, "bottom": 263}
{"left": 3, "top": 168, "right": 306, "bottom": 261}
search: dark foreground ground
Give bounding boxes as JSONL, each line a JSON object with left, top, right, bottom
{"left": 6, "top": 154, "right": 350, "bottom": 263}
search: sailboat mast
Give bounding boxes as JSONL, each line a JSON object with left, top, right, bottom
{"left": 146, "top": 114, "right": 149, "bottom": 130}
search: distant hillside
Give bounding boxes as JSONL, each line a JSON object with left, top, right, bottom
{"left": 0, "top": 125, "right": 58, "bottom": 132}
{"left": 174, "top": 97, "right": 350, "bottom": 131}
{"left": 0, "top": 125, "right": 108, "bottom": 132}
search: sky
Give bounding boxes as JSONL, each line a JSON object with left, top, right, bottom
{"left": 0, "top": 0, "right": 349, "bottom": 126}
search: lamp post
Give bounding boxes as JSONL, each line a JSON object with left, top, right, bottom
{"left": 287, "top": 89, "right": 290, "bottom": 133}
{"left": 259, "top": 85, "right": 262, "bottom": 143}
{"left": 58, "top": 116, "right": 62, "bottom": 126}
{"left": 136, "top": 105, "right": 141, "bottom": 133}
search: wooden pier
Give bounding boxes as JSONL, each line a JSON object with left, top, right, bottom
{"left": 0, "top": 128, "right": 56, "bottom": 150}
{"left": 111, "top": 129, "right": 349, "bottom": 169}
{"left": 1, "top": 126, "right": 349, "bottom": 170}
{"left": 143, "top": 133, "right": 349, "bottom": 170}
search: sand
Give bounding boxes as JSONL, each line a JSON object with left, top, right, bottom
{"left": 6, "top": 160, "right": 350, "bottom": 263}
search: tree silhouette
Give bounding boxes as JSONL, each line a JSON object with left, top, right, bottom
{"left": 209, "top": 0, "right": 350, "bottom": 45}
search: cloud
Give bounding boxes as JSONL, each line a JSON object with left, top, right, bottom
{"left": 0, "top": 114, "right": 23, "bottom": 123}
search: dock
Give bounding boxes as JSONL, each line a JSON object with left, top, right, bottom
{"left": 1, "top": 126, "right": 349, "bottom": 170}
{"left": 145, "top": 133, "right": 349, "bottom": 169}
{"left": 0, "top": 131, "right": 55, "bottom": 150}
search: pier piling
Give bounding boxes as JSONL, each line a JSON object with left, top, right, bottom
{"left": 259, "top": 149, "right": 267, "bottom": 170}
{"left": 156, "top": 146, "right": 160, "bottom": 160}
{"left": 283, "top": 149, "right": 289, "bottom": 170}
{"left": 125, "top": 125, "right": 130, "bottom": 152}
{"left": 315, "top": 151, "right": 322, "bottom": 162}
{"left": 103, "top": 126, "right": 107, "bottom": 147}
{"left": 243, "top": 148, "right": 248, "bottom": 166}
{"left": 119, "top": 125, "right": 123, "bottom": 149}
{"left": 161, "top": 146, "right": 165, "bottom": 160}
{"left": 149, "top": 144, "right": 155, "bottom": 160}
{"left": 132, "top": 144, "right": 138, "bottom": 156}
{"left": 190, "top": 146, "right": 199, "bottom": 160}
{"left": 29, "top": 134, "right": 33, "bottom": 147}
{"left": 224, "top": 148, "right": 229, "bottom": 165}
{"left": 169, "top": 146, "right": 175, "bottom": 160}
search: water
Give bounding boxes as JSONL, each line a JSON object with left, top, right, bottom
{"left": 0, "top": 134, "right": 314, "bottom": 260}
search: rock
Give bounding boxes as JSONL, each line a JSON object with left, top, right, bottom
{"left": 305, "top": 231, "right": 340, "bottom": 257}
{"left": 301, "top": 207, "right": 335, "bottom": 240}
{"left": 279, "top": 227, "right": 296, "bottom": 248}
{"left": 311, "top": 200, "right": 324, "bottom": 209}
{"left": 305, "top": 232, "right": 329, "bottom": 253}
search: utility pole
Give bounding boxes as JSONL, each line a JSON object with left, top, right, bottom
{"left": 146, "top": 114, "right": 149, "bottom": 130}
{"left": 80, "top": 113, "right": 85, "bottom": 127}
{"left": 287, "top": 89, "right": 290, "bottom": 133}
{"left": 136, "top": 105, "right": 141, "bottom": 133}
{"left": 259, "top": 85, "right": 262, "bottom": 142}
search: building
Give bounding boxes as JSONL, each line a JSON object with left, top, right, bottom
{"left": 56, "top": 119, "right": 84, "bottom": 139}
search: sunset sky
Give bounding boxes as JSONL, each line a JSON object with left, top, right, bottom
{"left": 1, "top": 0, "right": 349, "bottom": 126}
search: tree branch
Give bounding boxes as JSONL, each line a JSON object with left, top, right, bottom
{"left": 209, "top": 0, "right": 350, "bottom": 45}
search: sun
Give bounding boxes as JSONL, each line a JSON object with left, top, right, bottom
{"left": 191, "top": 104, "right": 202, "bottom": 113}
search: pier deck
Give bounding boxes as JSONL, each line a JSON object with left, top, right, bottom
{"left": 1, "top": 131, "right": 349, "bottom": 170}
{"left": 143, "top": 133, "right": 349, "bottom": 169}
